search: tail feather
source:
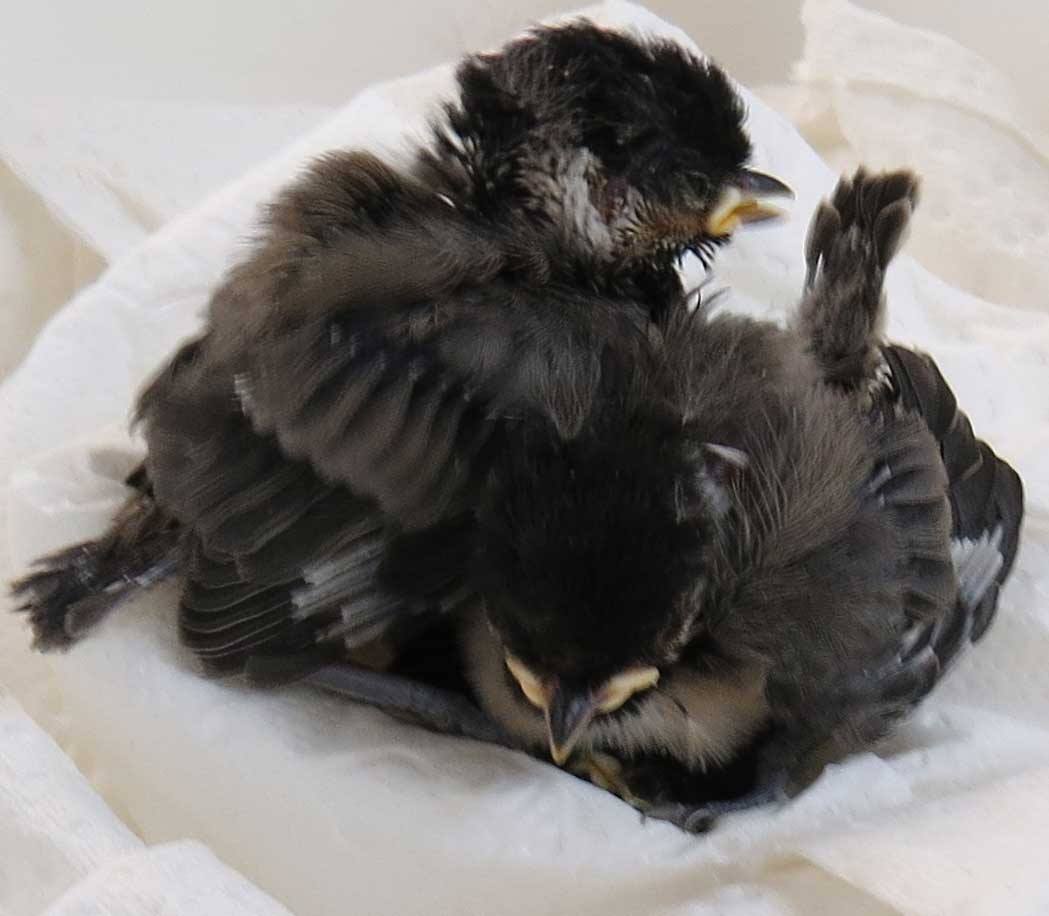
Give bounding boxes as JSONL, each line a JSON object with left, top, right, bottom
{"left": 10, "top": 472, "right": 182, "bottom": 650}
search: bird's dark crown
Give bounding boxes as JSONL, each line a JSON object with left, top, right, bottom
{"left": 476, "top": 397, "right": 721, "bottom": 687}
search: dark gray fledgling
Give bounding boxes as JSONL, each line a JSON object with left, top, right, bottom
{"left": 451, "top": 168, "right": 1024, "bottom": 830}
{"left": 11, "top": 24, "right": 789, "bottom": 670}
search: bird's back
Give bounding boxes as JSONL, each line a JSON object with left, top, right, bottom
{"left": 655, "top": 308, "right": 956, "bottom": 689}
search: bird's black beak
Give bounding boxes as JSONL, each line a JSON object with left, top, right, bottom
{"left": 505, "top": 653, "right": 661, "bottom": 766}
{"left": 704, "top": 169, "right": 794, "bottom": 237}
{"left": 545, "top": 683, "right": 597, "bottom": 766}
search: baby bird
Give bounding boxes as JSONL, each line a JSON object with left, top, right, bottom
{"left": 456, "top": 169, "right": 1024, "bottom": 829}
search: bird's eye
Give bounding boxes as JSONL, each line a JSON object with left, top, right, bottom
{"left": 504, "top": 653, "right": 549, "bottom": 709}
{"left": 595, "top": 666, "right": 660, "bottom": 713}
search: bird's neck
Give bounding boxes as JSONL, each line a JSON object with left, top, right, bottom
{"left": 412, "top": 131, "right": 683, "bottom": 311}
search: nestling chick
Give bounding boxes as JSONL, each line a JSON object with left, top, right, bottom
{"left": 11, "top": 21, "right": 788, "bottom": 669}
{"left": 420, "top": 20, "right": 791, "bottom": 282}
{"left": 458, "top": 169, "right": 1024, "bottom": 830}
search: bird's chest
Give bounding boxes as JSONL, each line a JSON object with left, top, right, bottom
{"left": 587, "top": 667, "right": 771, "bottom": 769}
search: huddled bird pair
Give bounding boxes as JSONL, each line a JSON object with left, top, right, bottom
{"left": 12, "top": 21, "right": 1023, "bottom": 831}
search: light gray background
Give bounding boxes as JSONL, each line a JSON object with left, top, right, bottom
{"left": 2, "top": 1, "right": 1045, "bottom": 113}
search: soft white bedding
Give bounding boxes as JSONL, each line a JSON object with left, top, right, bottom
{"left": 2, "top": 2, "right": 1048, "bottom": 914}
{"left": 0, "top": 695, "right": 293, "bottom": 915}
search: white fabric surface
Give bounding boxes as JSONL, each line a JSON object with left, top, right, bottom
{"left": 2, "top": 2, "right": 1048, "bottom": 914}
{"left": 43, "top": 842, "right": 295, "bottom": 916}
{"left": 0, "top": 695, "right": 139, "bottom": 915}
{"left": 765, "top": 0, "right": 1049, "bottom": 313}
{"left": 0, "top": 98, "right": 328, "bottom": 264}
{"left": 0, "top": 99, "right": 326, "bottom": 380}
{"left": 0, "top": 695, "right": 293, "bottom": 916}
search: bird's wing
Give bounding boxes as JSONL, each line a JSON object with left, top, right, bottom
{"left": 724, "top": 410, "right": 955, "bottom": 789}
{"left": 136, "top": 150, "right": 648, "bottom": 678}
{"left": 867, "top": 408, "right": 957, "bottom": 628}
{"left": 881, "top": 344, "right": 1024, "bottom": 640}
{"left": 234, "top": 310, "right": 513, "bottom": 531}
{"left": 203, "top": 148, "right": 647, "bottom": 529}
{"left": 138, "top": 337, "right": 483, "bottom": 681}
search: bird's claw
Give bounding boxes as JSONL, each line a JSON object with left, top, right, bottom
{"left": 642, "top": 776, "right": 789, "bottom": 833}
{"left": 569, "top": 752, "right": 652, "bottom": 811}
{"left": 805, "top": 167, "right": 920, "bottom": 289}
{"left": 308, "top": 663, "right": 513, "bottom": 747}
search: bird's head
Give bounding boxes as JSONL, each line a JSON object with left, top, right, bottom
{"left": 475, "top": 403, "right": 747, "bottom": 765}
{"left": 427, "top": 21, "right": 790, "bottom": 271}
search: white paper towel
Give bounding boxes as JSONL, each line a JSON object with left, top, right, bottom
{"left": 43, "top": 842, "right": 295, "bottom": 916}
{"left": 763, "top": 0, "right": 1049, "bottom": 313}
{"left": 2, "top": 2, "right": 1048, "bottom": 914}
{"left": 0, "top": 98, "right": 328, "bottom": 264}
{"left": 0, "top": 98, "right": 327, "bottom": 381}
{"left": 0, "top": 695, "right": 293, "bottom": 916}
{"left": 0, "top": 696, "right": 139, "bottom": 915}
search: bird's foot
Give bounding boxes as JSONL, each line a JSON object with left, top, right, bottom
{"left": 799, "top": 167, "right": 920, "bottom": 391}
{"left": 805, "top": 167, "right": 920, "bottom": 290}
{"left": 307, "top": 663, "right": 512, "bottom": 747}
{"left": 643, "top": 772, "right": 790, "bottom": 833}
